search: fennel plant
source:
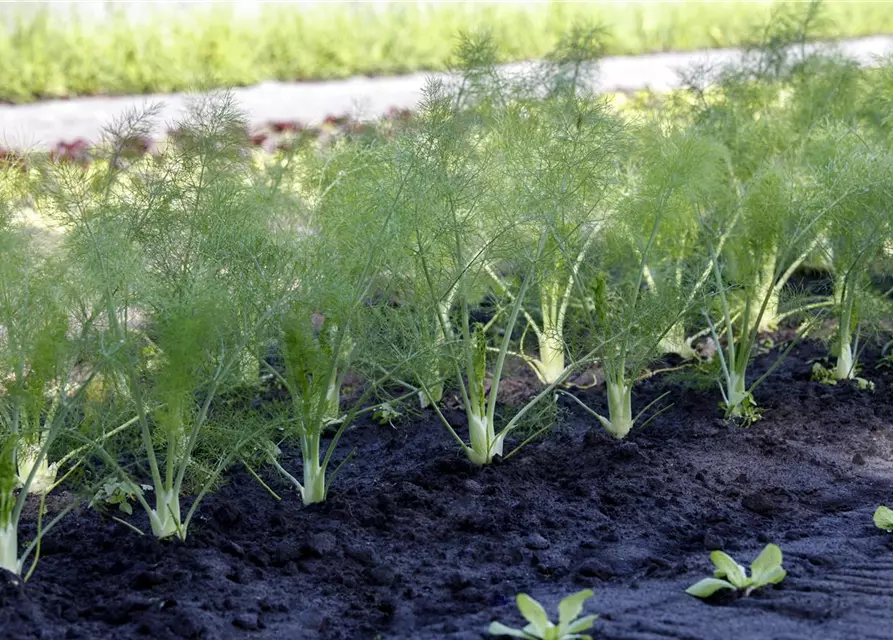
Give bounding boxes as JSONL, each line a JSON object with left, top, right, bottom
{"left": 683, "top": 3, "right": 864, "bottom": 333}
{"left": 384, "top": 50, "right": 622, "bottom": 463}
{"left": 807, "top": 134, "right": 893, "bottom": 381}
{"left": 557, "top": 125, "right": 724, "bottom": 438}
{"left": 41, "top": 96, "right": 287, "bottom": 540}
{"left": 701, "top": 160, "right": 844, "bottom": 421}
{"left": 0, "top": 217, "right": 92, "bottom": 577}
{"left": 259, "top": 131, "right": 428, "bottom": 504}
{"left": 478, "top": 27, "right": 626, "bottom": 385}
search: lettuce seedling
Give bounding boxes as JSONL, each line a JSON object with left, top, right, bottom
{"left": 686, "top": 544, "right": 787, "bottom": 599}
{"left": 489, "top": 589, "right": 598, "bottom": 640}
{"left": 874, "top": 506, "right": 893, "bottom": 532}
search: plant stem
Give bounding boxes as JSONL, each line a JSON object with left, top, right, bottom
{"left": 535, "top": 328, "right": 566, "bottom": 386}
{"left": 15, "top": 436, "right": 57, "bottom": 495}
{"left": 835, "top": 274, "right": 857, "bottom": 380}
{"left": 605, "top": 379, "right": 633, "bottom": 439}
{"left": 301, "top": 456, "right": 326, "bottom": 505}
{"left": 753, "top": 246, "right": 779, "bottom": 333}
{"left": 467, "top": 412, "right": 503, "bottom": 465}
{"left": 149, "top": 488, "right": 182, "bottom": 540}
{"left": 535, "top": 279, "right": 567, "bottom": 384}
{"left": 0, "top": 522, "right": 19, "bottom": 575}
{"left": 725, "top": 369, "right": 750, "bottom": 417}
{"left": 324, "top": 371, "right": 341, "bottom": 422}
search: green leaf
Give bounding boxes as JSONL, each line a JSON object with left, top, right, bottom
{"left": 686, "top": 577, "right": 737, "bottom": 598}
{"left": 488, "top": 622, "right": 536, "bottom": 638}
{"left": 516, "top": 594, "right": 552, "bottom": 634}
{"left": 0, "top": 434, "right": 17, "bottom": 490}
{"left": 557, "top": 589, "right": 593, "bottom": 629}
{"left": 756, "top": 566, "right": 787, "bottom": 587}
{"left": 710, "top": 551, "right": 747, "bottom": 588}
{"left": 0, "top": 434, "right": 17, "bottom": 523}
{"left": 874, "top": 506, "right": 893, "bottom": 532}
{"left": 750, "top": 543, "right": 785, "bottom": 586}
{"left": 591, "top": 273, "right": 609, "bottom": 327}
{"left": 472, "top": 323, "right": 488, "bottom": 408}
{"left": 566, "top": 614, "right": 598, "bottom": 634}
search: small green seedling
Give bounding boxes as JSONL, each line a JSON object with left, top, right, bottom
{"left": 372, "top": 402, "right": 402, "bottom": 426}
{"left": 810, "top": 362, "right": 837, "bottom": 386}
{"left": 90, "top": 480, "right": 153, "bottom": 516}
{"left": 488, "top": 589, "right": 597, "bottom": 640}
{"left": 811, "top": 363, "right": 875, "bottom": 391}
{"left": 874, "top": 506, "right": 893, "bottom": 532}
{"left": 686, "top": 543, "right": 787, "bottom": 598}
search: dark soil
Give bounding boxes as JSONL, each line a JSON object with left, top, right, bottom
{"left": 3, "top": 341, "right": 893, "bottom": 639}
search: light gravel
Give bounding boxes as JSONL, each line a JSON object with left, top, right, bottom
{"left": 1, "top": 36, "right": 891, "bottom": 151}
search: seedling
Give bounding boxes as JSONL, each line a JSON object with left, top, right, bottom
{"left": 489, "top": 589, "right": 598, "bottom": 640}
{"left": 90, "top": 480, "right": 153, "bottom": 517}
{"left": 372, "top": 402, "right": 402, "bottom": 426}
{"left": 686, "top": 543, "right": 787, "bottom": 598}
{"left": 874, "top": 506, "right": 893, "bottom": 532}
{"left": 811, "top": 362, "right": 875, "bottom": 391}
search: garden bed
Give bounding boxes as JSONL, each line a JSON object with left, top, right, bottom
{"left": 3, "top": 340, "right": 892, "bottom": 639}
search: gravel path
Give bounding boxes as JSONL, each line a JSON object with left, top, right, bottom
{"left": 2, "top": 36, "right": 891, "bottom": 151}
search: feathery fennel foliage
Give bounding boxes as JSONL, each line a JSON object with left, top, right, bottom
{"left": 557, "top": 126, "right": 713, "bottom": 439}
{"left": 478, "top": 27, "right": 628, "bottom": 387}
{"left": 806, "top": 132, "right": 893, "bottom": 380}
{"left": 257, "top": 137, "right": 426, "bottom": 505}
{"left": 0, "top": 207, "right": 93, "bottom": 576}
{"left": 368, "top": 33, "right": 629, "bottom": 463}
{"left": 681, "top": 1, "right": 864, "bottom": 334}
{"left": 38, "top": 95, "right": 287, "bottom": 540}
{"left": 625, "top": 123, "right": 733, "bottom": 360}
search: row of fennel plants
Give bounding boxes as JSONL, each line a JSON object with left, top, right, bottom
{"left": 3, "top": 14, "right": 893, "bottom": 577}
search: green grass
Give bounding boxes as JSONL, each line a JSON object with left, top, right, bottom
{"left": 1, "top": 1, "right": 892, "bottom": 103}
